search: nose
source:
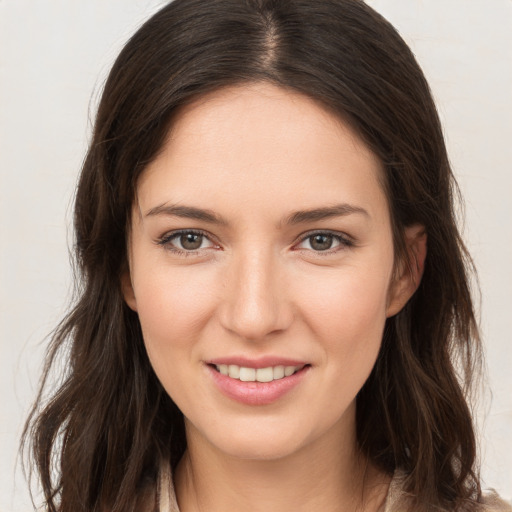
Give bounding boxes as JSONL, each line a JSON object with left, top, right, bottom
{"left": 218, "top": 247, "right": 293, "bottom": 341}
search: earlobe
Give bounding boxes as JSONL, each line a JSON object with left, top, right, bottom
{"left": 386, "top": 224, "right": 427, "bottom": 317}
{"left": 121, "top": 270, "right": 138, "bottom": 312}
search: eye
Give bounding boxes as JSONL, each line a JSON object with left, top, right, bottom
{"left": 295, "top": 231, "right": 353, "bottom": 253}
{"left": 157, "top": 229, "right": 218, "bottom": 255}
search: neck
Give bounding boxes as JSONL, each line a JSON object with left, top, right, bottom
{"left": 173, "top": 411, "right": 390, "bottom": 512}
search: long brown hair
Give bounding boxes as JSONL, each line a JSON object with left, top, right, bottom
{"left": 22, "top": 1, "right": 482, "bottom": 510}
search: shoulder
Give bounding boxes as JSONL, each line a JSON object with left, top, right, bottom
{"left": 382, "top": 471, "right": 512, "bottom": 512}
{"left": 480, "top": 491, "right": 512, "bottom": 512}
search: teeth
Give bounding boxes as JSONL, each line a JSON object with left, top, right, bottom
{"left": 228, "top": 364, "right": 240, "bottom": 378}
{"left": 256, "top": 367, "right": 273, "bottom": 382}
{"left": 215, "top": 364, "right": 302, "bottom": 382}
{"left": 273, "top": 365, "right": 285, "bottom": 379}
{"left": 239, "top": 367, "right": 256, "bottom": 382}
{"left": 284, "top": 366, "right": 296, "bottom": 377}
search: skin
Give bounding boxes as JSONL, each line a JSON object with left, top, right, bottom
{"left": 122, "top": 82, "right": 426, "bottom": 512}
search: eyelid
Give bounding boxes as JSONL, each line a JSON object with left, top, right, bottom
{"left": 156, "top": 228, "right": 220, "bottom": 254}
{"left": 292, "top": 229, "right": 355, "bottom": 254}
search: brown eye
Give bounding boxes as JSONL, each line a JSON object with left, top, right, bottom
{"left": 158, "top": 230, "right": 216, "bottom": 254}
{"left": 309, "top": 234, "right": 334, "bottom": 251}
{"left": 294, "top": 231, "right": 353, "bottom": 254}
{"left": 180, "top": 232, "right": 203, "bottom": 250}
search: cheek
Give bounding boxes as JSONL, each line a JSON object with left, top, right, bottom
{"left": 291, "top": 267, "right": 391, "bottom": 437}
{"left": 302, "top": 263, "right": 390, "bottom": 325}
{"left": 135, "top": 264, "right": 213, "bottom": 336}
{"left": 132, "top": 262, "right": 217, "bottom": 384}
{"left": 296, "top": 263, "right": 391, "bottom": 372}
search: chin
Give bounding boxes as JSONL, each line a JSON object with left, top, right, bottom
{"left": 216, "top": 433, "right": 306, "bottom": 461}
{"left": 187, "top": 413, "right": 324, "bottom": 462}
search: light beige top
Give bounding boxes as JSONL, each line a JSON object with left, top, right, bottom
{"left": 157, "top": 463, "right": 512, "bottom": 512}
{"left": 382, "top": 471, "right": 512, "bottom": 512}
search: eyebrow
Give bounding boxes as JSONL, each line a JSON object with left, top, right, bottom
{"left": 144, "top": 202, "right": 369, "bottom": 226}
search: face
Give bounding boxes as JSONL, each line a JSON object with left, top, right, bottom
{"left": 123, "top": 83, "right": 420, "bottom": 461}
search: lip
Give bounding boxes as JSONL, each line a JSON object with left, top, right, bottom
{"left": 206, "top": 356, "right": 308, "bottom": 369}
{"left": 206, "top": 361, "right": 311, "bottom": 406}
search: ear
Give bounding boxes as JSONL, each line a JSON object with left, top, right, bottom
{"left": 386, "top": 224, "right": 427, "bottom": 317}
{"left": 121, "top": 268, "right": 138, "bottom": 312}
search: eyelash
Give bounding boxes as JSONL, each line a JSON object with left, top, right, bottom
{"left": 156, "top": 229, "right": 354, "bottom": 257}
{"left": 156, "top": 229, "right": 217, "bottom": 257}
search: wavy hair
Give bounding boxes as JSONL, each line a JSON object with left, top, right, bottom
{"left": 22, "top": 1, "right": 482, "bottom": 510}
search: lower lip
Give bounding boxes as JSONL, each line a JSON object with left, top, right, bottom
{"left": 207, "top": 365, "right": 310, "bottom": 405}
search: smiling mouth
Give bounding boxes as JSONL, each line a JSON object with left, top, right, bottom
{"left": 210, "top": 364, "right": 307, "bottom": 383}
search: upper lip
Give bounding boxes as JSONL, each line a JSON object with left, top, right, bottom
{"left": 206, "top": 356, "right": 309, "bottom": 369}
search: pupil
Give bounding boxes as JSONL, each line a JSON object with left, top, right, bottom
{"left": 181, "top": 233, "right": 202, "bottom": 250}
{"left": 311, "top": 234, "right": 332, "bottom": 251}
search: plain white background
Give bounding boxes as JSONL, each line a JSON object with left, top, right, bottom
{"left": 1, "top": 1, "right": 511, "bottom": 510}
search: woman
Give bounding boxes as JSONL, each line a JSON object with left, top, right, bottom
{"left": 22, "top": 0, "right": 511, "bottom": 511}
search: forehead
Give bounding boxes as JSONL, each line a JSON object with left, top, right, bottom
{"left": 168, "top": 83, "right": 374, "bottom": 166}
{"left": 137, "top": 82, "right": 388, "bottom": 223}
